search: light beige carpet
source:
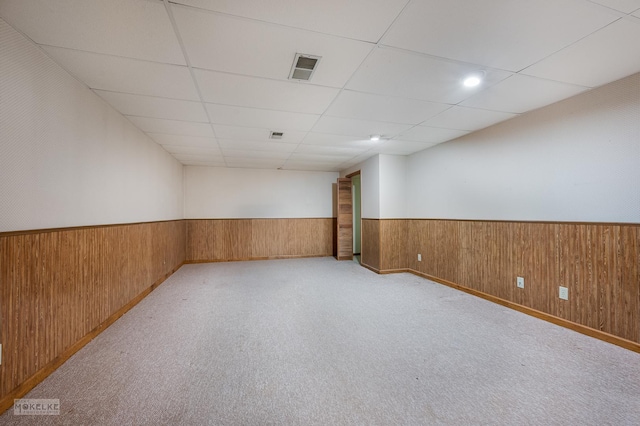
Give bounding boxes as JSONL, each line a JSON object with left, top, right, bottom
{"left": 2, "top": 257, "right": 639, "bottom": 425}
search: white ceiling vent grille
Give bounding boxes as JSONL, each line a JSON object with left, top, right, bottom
{"left": 289, "top": 54, "right": 321, "bottom": 81}
{"left": 270, "top": 131, "right": 284, "bottom": 139}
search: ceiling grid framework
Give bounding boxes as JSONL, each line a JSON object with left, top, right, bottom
{"left": 162, "top": 0, "right": 226, "bottom": 167}
{"left": 1, "top": 0, "right": 639, "bottom": 171}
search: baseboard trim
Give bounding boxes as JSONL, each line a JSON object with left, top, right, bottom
{"left": 379, "top": 268, "right": 410, "bottom": 275}
{"left": 185, "top": 254, "right": 332, "bottom": 264}
{"left": 360, "top": 262, "right": 381, "bottom": 274}
{"left": 360, "top": 264, "right": 410, "bottom": 275}
{"left": 406, "top": 269, "right": 640, "bottom": 354}
{"left": 336, "top": 255, "right": 354, "bottom": 261}
{"left": 0, "top": 263, "right": 184, "bottom": 415}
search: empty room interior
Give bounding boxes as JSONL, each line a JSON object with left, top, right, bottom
{"left": 1, "top": 0, "right": 640, "bottom": 424}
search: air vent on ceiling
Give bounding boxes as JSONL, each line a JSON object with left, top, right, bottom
{"left": 289, "top": 53, "right": 321, "bottom": 81}
{"left": 270, "top": 131, "right": 284, "bottom": 139}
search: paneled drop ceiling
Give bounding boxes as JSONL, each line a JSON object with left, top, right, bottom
{"left": 2, "top": 0, "right": 640, "bottom": 171}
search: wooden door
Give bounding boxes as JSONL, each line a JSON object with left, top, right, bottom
{"left": 336, "top": 178, "right": 353, "bottom": 260}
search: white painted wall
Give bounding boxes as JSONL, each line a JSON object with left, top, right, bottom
{"left": 379, "top": 155, "right": 407, "bottom": 219}
{"left": 407, "top": 72, "right": 640, "bottom": 223}
{"left": 184, "top": 166, "right": 338, "bottom": 218}
{"left": 0, "top": 19, "right": 184, "bottom": 233}
{"left": 341, "top": 155, "right": 380, "bottom": 218}
{"left": 341, "top": 154, "right": 406, "bottom": 219}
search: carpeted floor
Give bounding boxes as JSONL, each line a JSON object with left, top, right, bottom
{"left": 2, "top": 257, "right": 639, "bottom": 425}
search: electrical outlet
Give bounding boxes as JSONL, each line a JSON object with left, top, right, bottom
{"left": 516, "top": 277, "right": 524, "bottom": 289}
{"left": 417, "top": 254, "right": 422, "bottom": 262}
{"left": 559, "top": 286, "right": 569, "bottom": 300}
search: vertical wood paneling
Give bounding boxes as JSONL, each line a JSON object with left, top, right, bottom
{"left": 0, "top": 221, "right": 185, "bottom": 404}
{"left": 511, "top": 222, "right": 553, "bottom": 313}
{"left": 252, "top": 219, "right": 288, "bottom": 257}
{"left": 439, "top": 220, "right": 462, "bottom": 284}
{"left": 400, "top": 219, "right": 639, "bottom": 345}
{"left": 185, "top": 218, "right": 334, "bottom": 262}
{"left": 457, "top": 221, "right": 474, "bottom": 291}
{"left": 618, "top": 226, "right": 639, "bottom": 342}
{"left": 361, "top": 219, "right": 380, "bottom": 271}
{"left": 224, "top": 220, "right": 252, "bottom": 260}
{"left": 379, "top": 220, "right": 408, "bottom": 271}
{"left": 294, "top": 218, "right": 333, "bottom": 257}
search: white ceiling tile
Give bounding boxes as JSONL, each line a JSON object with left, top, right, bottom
{"left": 226, "top": 164, "right": 283, "bottom": 170}
{"left": 311, "top": 116, "right": 412, "bottom": 138}
{"left": 206, "top": 104, "right": 319, "bottom": 131}
{"left": 148, "top": 133, "right": 219, "bottom": 149}
{"left": 224, "top": 159, "right": 284, "bottom": 166}
{"left": 224, "top": 157, "right": 285, "bottom": 168}
{"left": 172, "top": 5, "right": 374, "bottom": 87}
{"left": 282, "top": 162, "right": 342, "bottom": 172}
{"left": 6, "top": 0, "right": 637, "bottom": 174}
{"left": 217, "top": 140, "right": 298, "bottom": 152}
{"left": 43, "top": 46, "right": 198, "bottom": 100}
{"left": 288, "top": 153, "right": 354, "bottom": 162}
{"left": 381, "top": 0, "right": 619, "bottom": 72}
{"left": 127, "top": 117, "right": 214, "bottom": 137}
{"left": 588, "top": 0, "right": 640, "bottom": 13}
{"left": 460, "top": 74, "right": 590, "bottom": 113}
{"left": 222, "top": 149, "right": 292, "bottom": 159}
{"left": 173, "top": 153, "right": 225, "bottom": 162}
{"left": 286, "top": 158, "right": 349, "bottom": 166}
{"left": 0, "top": 0, "right": 185, "bottom": 64}
{"left": 325, "top": 90, "right": 451, "bottom": 125}
{"left": 173, "top": 152, "right": 223, "bottom": 161}
{"left": 161, "top": 145, "right": 221, "bottom": 155}
{"left": 342, "top": 152, "right": 377, "bottom": 167}
{"left": 521, "top": 18, "right": 640, "bottom": 88}
{"left": 302, "top": 132, "right": 381, "bottom": 148}
{"left": 180, "top": 160, "right": 226, "bottom": 167}
{"left": 372, "top": 140, "right": 438, "bottom": 155}
{"left": 172, "top": 0, "right": 407, "bottom": 42}
{"left": 396, "top": 127, "right": 469, "bottom": 144}
{"left": 95, "top": 90, "right": 208, "bottom": 122}
{"left": 346, "top": 48, "right": 512, "bottom": 104}
{"left": 423, "top": 106, "right": 518, "bottom": 131}
{"left": 212, "top": 125, "right": 305, "bottom": 143}
{"left": 195, "top": 69, "right": 339, "bottom": 114}
{"left": 295, "top": 145, "right": 366, "bottom": 156}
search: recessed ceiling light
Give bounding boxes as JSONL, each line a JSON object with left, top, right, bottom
{"left": 370, "top": 135, "right": 381, "bottom": 141}
{"left": 463, "top": 71, "right": 485, "bottom": 88}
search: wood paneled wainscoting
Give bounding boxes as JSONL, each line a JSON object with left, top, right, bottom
{"left": 361, "top": 219, "right": 407, "bottom": 273}
{"left": 185, "top": 218, "right": 335, "bottom": 262}
{"left": 362, "top": 219, "right": 640, "bottom": 352}
{"left": 0, "top": 220, "right": 186, "bottom": 413}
